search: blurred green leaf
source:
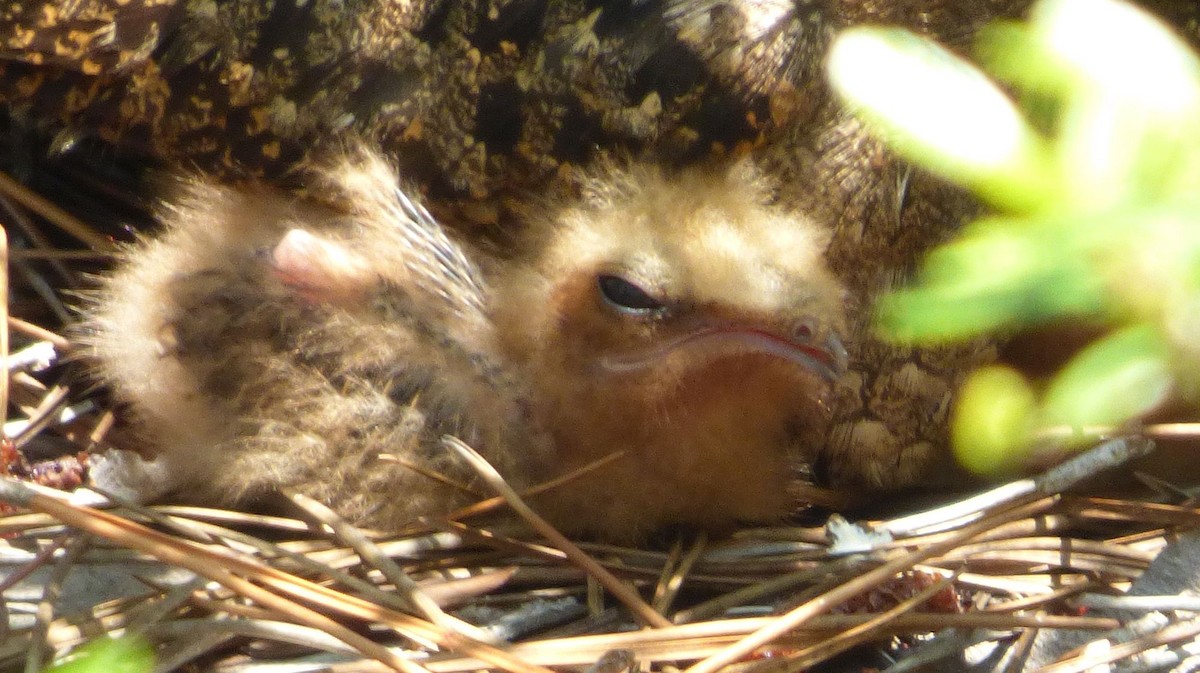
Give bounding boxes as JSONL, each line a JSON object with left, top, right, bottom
{"left": 1041, "top": 323, "right": 1173, "bottom": 428}
{"left": 832, "top": 0, "right": 1200, "bottom": 474}
{"left": 877, "top": 219, "right": 1108, "bottom": 342}
{"left": 827, "top": 27, "right": 1056, "bottom": 212}
{"left": 976, "top": 21, "right": 1068, "bottom": 96}
{"left": 1056, "top": 88, "right": 1200, "bottom": 210}
{"left": 45, "top": 636, "right": 154, "bottom": 673}
{"left": 1033, "top": 0, "right": 1200, "bottom": 101}
{"left": 952, "top": 366, "right": 1038, "bottom": 473}
{"left": 1036, "top": 0, "right": 1200, "bottom": 206}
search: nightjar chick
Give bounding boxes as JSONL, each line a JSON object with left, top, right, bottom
{"left": 86, "top": 148, "right": 850, "bottom": 540}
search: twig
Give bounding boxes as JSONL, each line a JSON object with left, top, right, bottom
{"left": 10, "top": 385, "right": 70, "bottom": 448}
{"left": 9, "top": 250, "right": 111, "bottom": 261}
{"left": 1033, "top": 613, "right": 1200, "bottom": 673}
{"left": 0, "top": 533, "right": 70, "bottom": 594}
{"left": 0, "top": 477, "right": 551, "bottom": 673}
{"left": 882, "top": 437, "right": 1152, "bottom": 537}
{"left": 145, "top": 618, "right": 362, "bottom": 656}
{"left": 0, "top": 171, "right": 113, "bottom": 251}
{"left": 26, "top": 534, "right": 90, "bottom": 673}
{"left": 286, "top": 490, "right": 498, "bottom": 643}
{"left": 653, "top": 533, "right": 707, "bottom": 616}
{"left": 8, "top": 317, "right": 69, "bottom": 351}
{"left": 443, "top": 436, "right": 672, "bottom": 629}
{"left": 435, "top": 450, "right": 629, "bottom": 524}
{"left": 673, "top": 558, "right": 865, "bottom": 625}
{"left": 1078, "top": 593, "right": 1200, "bottom": 612}
{"left": 685, "top": 497, "right": 1059, "bottom": 673}
{"left": 377, "top": 454, "right": 484, "bottom": 496}
{"left": 406, "top": 612, "right": 1119, "bottom": 672}
{"left": 756, "top": 570, "right": 961, "bottom": 672}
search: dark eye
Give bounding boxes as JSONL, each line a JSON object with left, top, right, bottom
{"left": 597, "top": 274, "right": 665, "bottom": 314}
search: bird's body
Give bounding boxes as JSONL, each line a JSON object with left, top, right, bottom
{"left": 87, "top": 150, "right": 848, "bottom": 539}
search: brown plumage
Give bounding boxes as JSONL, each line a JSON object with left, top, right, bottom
{"left": 85, "top": 148, "right": 848, "bottom": 540}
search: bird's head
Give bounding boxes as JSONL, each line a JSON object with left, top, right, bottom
{"left": 492, "top": 160, "right": 851, "bottom": 534}
{"left": 495, "top": 160, "right": 848, "bottom": 413}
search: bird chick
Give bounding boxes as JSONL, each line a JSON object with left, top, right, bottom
{"left": 85, "top": 148, "right": 848, "bottom": 540}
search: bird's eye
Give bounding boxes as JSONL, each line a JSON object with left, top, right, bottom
{"left": 597, "top": 274, "right": 665, "bottom": 314}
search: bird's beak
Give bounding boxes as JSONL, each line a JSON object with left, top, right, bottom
{"left": 597, "top": 319, "right": 849, "bottom": 382}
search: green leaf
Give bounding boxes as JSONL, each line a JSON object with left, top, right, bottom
{"left": 1055, "top": 84, "right": 1200, "bottom": 210}
{"left": 1034, "top": 0, "right": 1200, "bottom": 206}
{"left": 827, "top": 27, "right": 1056, "bottom": 212}
{"left": 952, "top": 366, "right": 1038, "bottom": 474}
{"left": 1041, "top": 323, "right": 1173, "bottom": 428}
{"left": 976, "top": 21, "right": 1070, "bottom": 96}
{"left": 45, "top": 636, "right": 154, "bottom": 673}
{"left": 1033, "top": 0, "right": 1200, "bottom": 102}
{"left": 1096, "top": 207, "right": 1200, "bottom": 321}
{"left": 876, "top": 220, "right": 1108, "bottom": 342}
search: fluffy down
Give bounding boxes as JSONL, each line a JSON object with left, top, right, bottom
{"left": 86, "top": 149, "right": 848, "bottom": 540}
